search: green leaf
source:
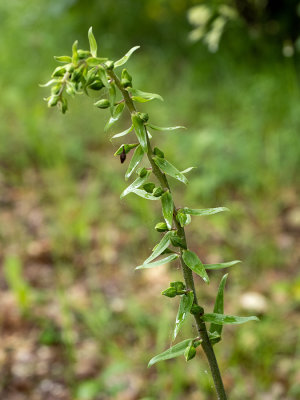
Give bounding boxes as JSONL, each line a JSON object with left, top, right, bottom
{"left": 181, "top": 207, "right": 229, "bottom": 216}
{"left": 184, "top": 342, "right": 197, "bottom": 361}
{"left": 173, "top": 291, "right": 194, "bottom": 341}
{"left": 114, "top": 46, "right": 140, "bottom": 68}
{"left": 202, "top": 313, "right": 259, "bottom": 325}
{"left": 104, "top": 103, "right": 125, "bottom": 132}
{"left": 132, "top": 113, "right": 147, "bottom": 151}
{"left": 144, "top": 231, "right": 173, "bottom": 264}
{"left": 111, "top": 125, "right": 133, "bottom": 140}
{"left": 148, "top": 339, "right": 193, "bottom": 367}
{"left": 86, "top": 57, "right": 109, "bottom": 66}
{"left": 181, "top": 167, "right": 196, "bottom": 174}
{"left": 40, "top": 79, "right": 61, "bottom": 87}
{"left": 54, "top": 55, "right": 72, "bottom": 63}
{"left": 120, "top": 170, "right": 151, "bottom": 198}
{"left": 210, "top": 274, "right": 228, "bottom": 339}
{"left": 72, "top": 40, "right": 79, "bottom": 64}
{"left": 136, "top": 254, "right": 179, "bottom": 270}
{"left": 98, "top": 65, "right": 110, "bottom": 88}
{"left": 161, "top": 191, "right": 174, "bottom": 230}
{"left": 153, "top": 157, "right": 188, "bottom": 185}
{"left": 182, "top": 250, "right": 209, "bottom": 284}
{"left": 204, "top": 260, "right": 241, "bottom": 270}
{"left": 208, "top": 331, "right": 221, "bottom": 345}
{"left": 88, "top": 27, "right": 97, "bottom": 57}
{"left": 148, "top": 124, "right": 186, "bottom": 131}
{"left": 109, "top": 82, "right": 116, "bottom": 114}
{"left": 125, "top": 145, "right": 144, "bottom": 179}
{"left": 176, "top": 212, "right": 191, "bottom": 227}
{"left": 127, "top": 87, "right": 163, "bottom": 102}
{"left": 130, "top": 189, "right": 161, "bottom": 200}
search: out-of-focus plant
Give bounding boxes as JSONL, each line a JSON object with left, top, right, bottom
{"left": 42, "top": 27, "right": 259, "bottom": 399}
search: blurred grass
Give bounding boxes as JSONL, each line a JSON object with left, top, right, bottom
{"left": 0, "top": 1, "right": 299, "bottom": 400}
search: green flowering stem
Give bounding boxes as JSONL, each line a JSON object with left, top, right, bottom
{"left": 108, "top": 69, "right": 227, "bottom": 400}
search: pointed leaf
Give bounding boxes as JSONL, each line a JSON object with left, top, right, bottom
{"left": 148, "top": 339, "right": 193, "bottom": 367}
{"left": 182, "top": 250, "right": 209, "bottom": 284}
{"left": 39, "top": 79, "right": 61, "bottom": 87}
{"left": 111, "top": 125, "right": 133, "bottom": 140}
{"left": 120, "top": 170, "right": 151, "bottom": 198}
{"left": 161, "top": 191, "right": 174, "bottom": 230}
{"left": 153, "top": 157, "right": 188, "bottom": 185}
{"left": 203, "top": 313, "right": 259, "bottom": 325}
{"left": 148, "top": 124, "right": 186, "bottom": 131}
{"left": 173, "top": 291, "right": 194, "bottom": 341}
{"left": 181, "top": 167, "right": 196, "bottom": 174}
{"left": 144, "top": 231, "right": 173, "bottom": 264}
{"left": 86, "top": 57, "right": 108, "bottom": 66}
{"left": 210, "top": 274, "right": 228, "bottom": 338}
{"left": 125, "top": 145, "right": 144, "bottom": 179}
{"left": 72, "top": 40, "right": 79, "bottom": 64}
{"left": 88, "top": 27, "right": 97, "bottom": 57}
{"left": 114, "top": 46, "right": 140, "bottom": 68}
{"left": 54, "top": 56, "right": 72, "bottom": 63}
{"left": 136, "top": 254, "right": 179, "bottom": 270}
{"left": 181, "top": 207, "right": 229, "bottom": 216}
{"left": 204, "top": 260, "right": 241, "bottom": 270}
{"left": 131, "top": 189, "right": 161, "bottom": 200}
{"left": 127, "top": 87, "right": 163, "bottom": 102}
{"left": 132, "top": 113, "right": 147, "bottom": 151}
{"left": 105, "top": 103, "right": 125, "bottom": 132}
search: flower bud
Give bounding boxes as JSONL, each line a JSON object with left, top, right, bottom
{"left": 47, "top": 95, "right": 59, "bottom": 107}
{"left": 190, "top": 304, "right": 204, "bottom": 316}
{"left": 105, "top": 60, "right": 114, "bottom": 70}
{"left": 184, "top": 343, "right": 196, "bottom": 361}
{"left": 138, "top": 167, "right": 148, "bottom": 178}
{"left": 155, "top": 222, "right": 168, "bottom": 232}
{"left": 60, "top": 97, "right": 68, "bottom": 114}
{"left": 143, "top": 182, "right": 155, "bottom": 193}
{"left": 94, "top": 99, "right": 110, "bottom": 109}
{"left": 170, "top": 281, "right": 186, "bottom": 292}
{"left": 77, "top": 49, "right": 91, "bottom": 59}
{"left": 153, "top": 187, "right": 164, "bottom": 197}
{"left": 89, "top": 80, "right": 104, "bottom": 91}
{"left": 52, "top": 66, "right": 66, "bottom": 77}
{"left": 161, "top": 287, "right": 177, "bottom": 298}
{"left": 121, "top": 69, "right": 132, "bottom": 88}
{"left": 170, "top": 235, "right": 186, "bottom": 249}
{"left": 138, "top": 112, "right": 149, "bottom": 123}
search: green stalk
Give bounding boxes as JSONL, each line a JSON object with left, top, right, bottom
{"left": 109, "top": 70, "right": 228, "bottom": 400}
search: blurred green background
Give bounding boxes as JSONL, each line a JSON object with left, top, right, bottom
{"left": 0, "top": 1, "right": 299, "bottom": 399}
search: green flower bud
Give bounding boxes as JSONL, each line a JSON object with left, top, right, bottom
{"left": 184, "top": 343, "right": 197, "bottom": 361}
{"left": 170, "top": 281, "right": 186, "bottom": 292}
{"left": 94, "top": 99, "right": 110, "bottom": 109}
{"left": 52, "top": 66, "right": 66, "bottom": 77}
{"left": 77, "top": 49, "right": 91, "bottom": 59}
{"left": 71, "top": 65, "right": 85, "bottom": 82}
{"left": 161, "top": 287, "right": 177, "bottom": 298}
{"left": 190, "top": 304, "right": 204, "bottom": 316}
{"left": 153, "top": 187, "right": 164, "bottom": 197}
{"left": 121, "top": 78, "right": 132, "bottom": 88}
{"left": 51, "top": 85, "right": 61, "bottom": 95}
{"left": 143, "top": 182, "right": 155, "bottom": 193}
{"left": 138, "top": 112, "right": 149, "bottom": 123}
{"left": 155, "top": 222, "right": 168, "bottom": 232}
{"left": 89, "top": 79, "right": 104, "bottom": 91}
{"left": 138, "top": 167, "right": 148, "bottom": 178}
{"left": 60, "top": 97, "right": 68, "bottom": 114}
{"left": 170, "top": 235, "right": 186, "bottom": 249}
{"left": 153, "top": 147, "right": 164, "bottom": 158}
{"left": 121, "top": 69, "right": 132, "bottom": 87}
{"left": 193, "top": 339, "right": 202, "bottom": 348}
{"left": 47, "top": 95, "right": 59, "bottom": 107}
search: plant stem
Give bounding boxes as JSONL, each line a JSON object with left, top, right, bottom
{"left": 108, "top": 70, "right": 228, "bottom": 400}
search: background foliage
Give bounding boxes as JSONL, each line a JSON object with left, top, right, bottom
{"left": 0, "top": 1, "right": 299, "bottom": 399}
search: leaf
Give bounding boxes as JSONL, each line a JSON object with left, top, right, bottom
{"left": 54, "top": 55, "right": 72, "bottom": 63}
{"left": 181, "top": 207, "right": 229, "bottom": 216}
{"left": 109, "top": 82, "right": 116, "bottom": 114}
{"left": 125, "top": 145, "right": 144, "bottom": 179}
{"left": 202, "top": 313, "right": 259, "bottom": 325}
{"left": 111, "top": 125, "right": 133, "bottom": 140}
{"left": 131, "top": 113, "right": 147, "bottom": 152}
{"left": 104, "top": 103, "right": 125, "bottom": 132}
{"left": 120, "top": 171, "right": 151, "bottom": 198}
{"left": 144, "top": 231, "right": 173, "bottom": 264}
{"left": 182, "top": 250, "right": 209, "bottom": 284}
{"left": 208, "top": 331, "right": 221, "bottom": 345}
{"left": 136, "top": 254, "right": 179, "bottom": 270}
{"left": 88, "top": 27, "right": 97, "bottom": 57}
{"left": 210, "top": 274, "right": 228, "bottom": 338}
{"left": 161, "top": 191, "right": 174, "bottom": 230}
{"left": 130, "top": 189, "right": 161, "bottom": 201}
{"left": 147, "top": 124, "right": 186, "bottom": 132}
{"left": 153, "top": 157, "right": 188, "bottom": 185}
{"left": 86, "top": 57, "right": 108, "bottom": 66}
{"left": 181, "top": 167, "right": 196, "bottom": 174}
{"left": 176, "top": 212, "right": 191, "bottom": 227}
{"left": 72, "top": 40, "right": 78, "bottom": 64}
{"left": 98, "top": 65, "right": 110, "bottom": 88}
{"left": 148, "top": 339, "right": 194, "bottom": 367}
{"left": 114, "top": 46, "right": 140, "bottom": 68}
{"left": 127, "top": 87, "right": 163, "bottom": 102}
{"left": 204, "top": 260, "right": 241, "bottom": 270}
{"left": 173, "top": 291, "right": 194, "bottom": 341}
{"left": 39, "top": 79, "right": 60, "bottom": 87}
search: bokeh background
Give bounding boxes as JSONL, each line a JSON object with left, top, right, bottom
{"left": 0, "top": 1, "right": 299, "bottom": 399}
